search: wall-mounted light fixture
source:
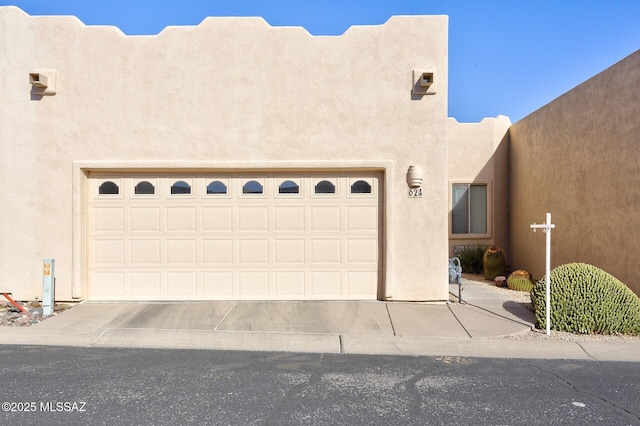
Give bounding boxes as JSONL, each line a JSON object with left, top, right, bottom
{"left": 406, "top": 165, "right": 424, "bottom": 188}
{"left": 412, "top": 69, "right": 436, "bottom": 96}
{"left": 29, "top": 70, "right": 57, "bottom": 95}
{"left": 419, "top": 72, "right": 434, "bottom": 88}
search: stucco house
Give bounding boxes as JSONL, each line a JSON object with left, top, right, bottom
{"left": 1, "top": 6, "right": 637, "bottom": 303}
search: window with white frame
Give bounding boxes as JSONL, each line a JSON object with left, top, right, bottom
{"left": 98, "top": 181, "right": 119, "bottom": 195}
{"left": 206, "top": 180, "right": 227, "bottom": 195}
{"left": 315, "top": 180, "right": 335, "bottom": 194}
{"left": 134, "top": 181, "right": 155, "bottom": 195}
{"left": 170, "top": 181, "right": 191, "bottom": 195}
{"left": 278, "top": 180, "right": 300, "bottom": 194}
{"left": 242, "top": 180, "right": 263, "bottom": 194}
{"left": 452, "top": 183, "right": 487, "bottom": 234}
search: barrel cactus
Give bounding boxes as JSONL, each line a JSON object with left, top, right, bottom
{"left": 483, "top": 245, "right": 507, "bottom": 281}
{"left": 507, "top": 270, "right": 534, "bottom": 292}
{"left": 531, "top": 263, "right": 640, "bottom": 335}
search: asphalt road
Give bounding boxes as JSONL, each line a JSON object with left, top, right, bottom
{"left": 1, "top": 346, "right": 639, "bottom": 425}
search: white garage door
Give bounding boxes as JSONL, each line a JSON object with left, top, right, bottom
{"left": 87, "top": 172, "right": 382, "bottom": 300}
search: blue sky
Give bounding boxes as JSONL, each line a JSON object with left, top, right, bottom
{"left": 3, "top": 0, "right": 639, "bottom": 122}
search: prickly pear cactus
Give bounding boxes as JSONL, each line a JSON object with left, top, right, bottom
{"left": 483, "top": 245, "right": 506, "bottom": 281}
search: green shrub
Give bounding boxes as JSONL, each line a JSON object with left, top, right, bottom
{"left": 507, "top": 270, "right": 534, "bottom": 292}
{"left": 455, "top": 245, "right": 486, "bottom": 275}
{"left": 531, "top": 263, "right": 640, "bottom": 335}
{"left": 483, "top": 245, "right": 507, "bottom": 281}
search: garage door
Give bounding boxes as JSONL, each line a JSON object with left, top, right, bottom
{"left": 87, "top": 172, "right": 382, "bottom": 300}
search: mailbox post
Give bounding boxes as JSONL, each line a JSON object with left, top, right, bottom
{"left": 42, "top": 259, "right": 55, "bottom": 316}
{"left": 530, "top": 214, "right": 555, "bottom": 336}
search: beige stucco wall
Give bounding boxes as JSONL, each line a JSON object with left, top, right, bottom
{"left": 0, "top": 7, "right": 450, "bottom": 301}
{"left": 509, "top": 49, "right": 640, "bottom": 295}
{"left": 447, "top": 116, "right": 511, "bottom": 260}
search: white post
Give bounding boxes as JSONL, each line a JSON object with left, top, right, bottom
{"left": 530, "top": 213, "right": 555, "bottom": 336}
{"left": 543, "top": 213, "right": 552, "bottom": 336}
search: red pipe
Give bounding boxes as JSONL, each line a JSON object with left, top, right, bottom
{"left": 2, "top": 293, "right": 30, "bottom": 315}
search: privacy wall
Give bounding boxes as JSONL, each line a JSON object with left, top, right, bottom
{"left": 509, "top": 49, "right": 640, "bottom": 296}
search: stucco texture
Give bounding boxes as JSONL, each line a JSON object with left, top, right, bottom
{"left": 447, "top": 116, "right": 511, "bottom": 257}
{"left": 0, "top": 7, "right": 450, "bottom": 301}
{"left": 509, "top": 49, "right": 640, "bottom": 295}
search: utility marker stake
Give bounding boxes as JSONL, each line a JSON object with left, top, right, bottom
{"left": 530, "top": 213, "right": 555, "bottom": 336}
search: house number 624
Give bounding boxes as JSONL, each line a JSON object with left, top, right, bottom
{"left": 408, "top": 188, "right": 423, "bottom": 198}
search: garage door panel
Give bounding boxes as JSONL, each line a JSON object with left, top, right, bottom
{"left": 274, "top": 239, "right": 305, "bottom": 264}
{"left": 93, "top": 240, "right": 125, "bottom": 265}
{"left": 203, "top": 272, "right": 234, "bottom": 297}
{"left": 310, "top": 271, "right": 342, "bottom": 297}
{"left": 238, "top": 206, "right": 269, "bottom": 231}
{"left": 166, "top": 239, "right": 198, "bottom": 264}
{"left": 202, "top": 239, "right": 233, "bottom": 264}
{"left": 273, "top": 271, "right": 306, "bottom": 296}
{"left": 238, "top": 239, "right": 269, "bottom": 264}
{"left": 274, "top": 206, "right": 305, "bottom": 231}
{"left": 346, "top": 239, "right": 378, "bottom": 264}
{"left": 93, "top": 207, "right": 125, "bottom": 232}
{"left": 310, "top": 239, "right": 341, "bottom": 263}
{"left": 166, "top": 207, "right": 197, "bottom": 231}
{"left": 238, "top": 272, "right": 269, "bottom": 296}
{"left": 346, "top": 206, "right": 377, "bottom": 231}
{"left": 92, "top": 272, "right": 125, "bottom": 297}
{"left": 167, "top": 272, "right": 197, "bottom": 297}
{"left": 346, "top": 271, "right": 378, "bottom": 297}
{"left": 310, "top": 206, "right": 341, "bottom": 231}
{"left": 202, "top": 207, "right": 233, "bottom": 231}
{"left": 88, "top": 173, "right": 380, "bottom": 300}
{"left": 130, "top": 240, "right": 162, "bottom": 264}
{"left": 130, "top": 272, "right": 161, "bottom": 296}
{"left": 130, "top": 207, "right": 161, "bottom": 232}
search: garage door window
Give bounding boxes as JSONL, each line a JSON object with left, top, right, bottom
{"left": 243, "top": 180, "right": 263, "bottom": 194}
{"left": 315, "top": 180, "right": 335, "bottom": 194}
{"left": 279, "top": 180, "right": 300, "bottom": 194}
{"left": 98, "top": 181, "right": 119, "bottom": 195}
{"left": 135, "top": 181, "right": 155, "bottom": 195}
{"left": 171, "top": 181, "right": 191, "bottom": 195}
{"left": 207, "top": 180, "right": 227, "bottom": 195}
{"left": 351, "top": 180, "right": 371, "bottom": 194}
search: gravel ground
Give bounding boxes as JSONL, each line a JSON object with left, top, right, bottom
{"left": 456, "top": 274, "right": 640, "bottom": 343}
{"left": 0, "top": 301, "right": 73, "bottom": 327}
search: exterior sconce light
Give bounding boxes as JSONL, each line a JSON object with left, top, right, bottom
{"left": 406, "top": 165, "right": 424, "bottom": 188}
{"left": 419, "top": 72, "right": 434, "bottom": 88}
{"left": 29, "top": 70, "right": 57, "bottom": 95}
{"left": 412, "top": 69, "right": 436, "bottom": 96}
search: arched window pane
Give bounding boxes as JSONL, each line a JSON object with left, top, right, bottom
{"left": 243, "top": 180, "right": 263, "bottom": 194}
{"left": 351, "top": 180, "right": 372, "bottom": 194}
{"left": 279, "top": 180, "right": 299, "bottom": 194}
{"left": 171, "top": 181, "right": 191, "bottom": 194}
{"left": 98, "top": 181, "right": 119, "bottom": 195}
{"left": 315, "top": 180, "right": 335, "bottom": 194}
{"left": 135, "top": 181, "right": 155, "bottom": 195}
{"left": 207, "top": 181, "right": 227, "bottom": 195}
